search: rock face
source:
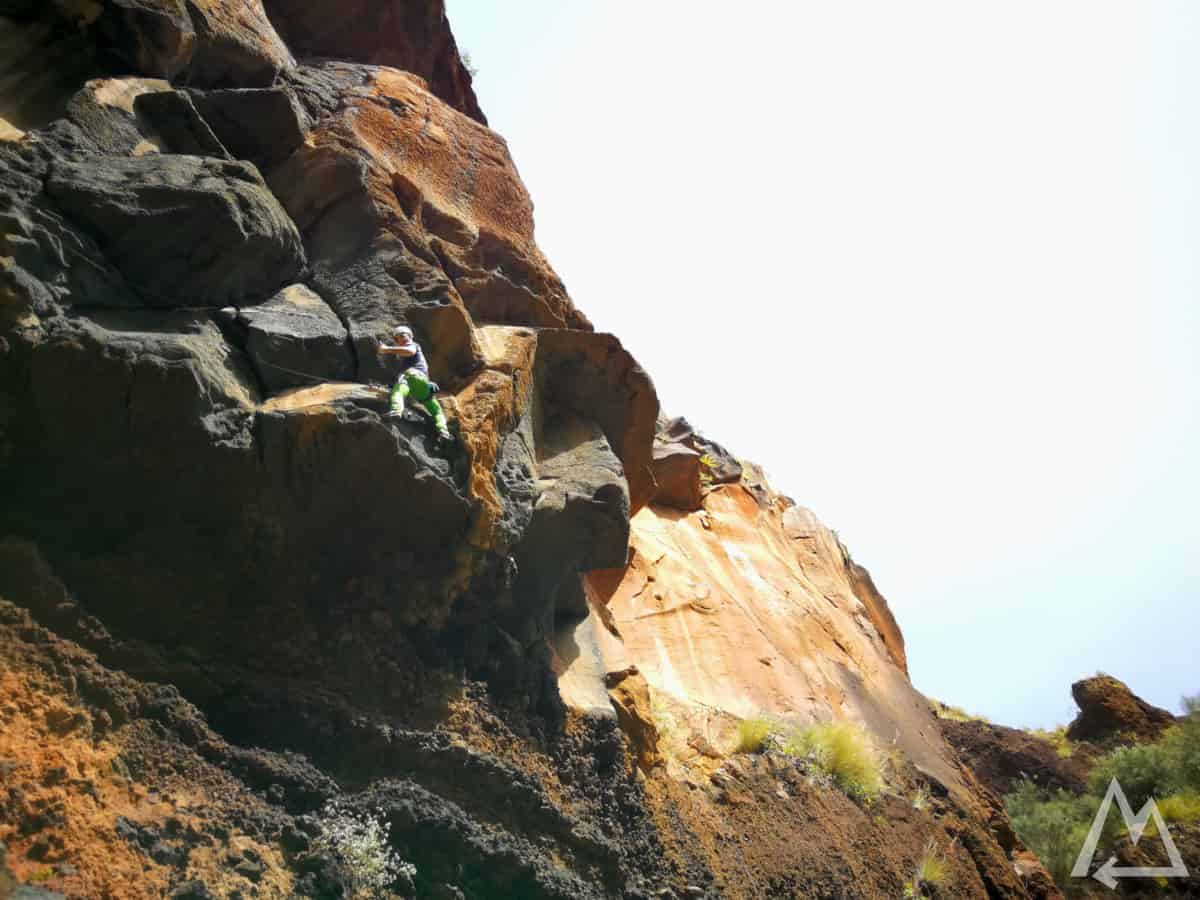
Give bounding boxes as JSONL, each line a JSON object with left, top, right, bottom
{"left": 1065, "top": 674, "right": 1177, "bottom": 745}
{"left": 0, "top": 4, "right": 1041, "bottom": 898}
{"left": 260, "top": 0, "right": 484, "bottom": 122}
{"left": 45, "top": 155, "right": 306, "bottom": 306}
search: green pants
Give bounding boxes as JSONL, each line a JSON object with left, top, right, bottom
{"left": 391, "top": 369, "right": 448, "bottom": 433}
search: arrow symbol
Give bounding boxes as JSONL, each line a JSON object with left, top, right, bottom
{"left": 1092, "top": 857, "right": 1118, "bottom": 890}
{"left": 1092, "top": 855, "right": 1190, "bottom": 891}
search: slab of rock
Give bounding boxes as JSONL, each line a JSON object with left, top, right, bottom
{"left": 1065, "top": 674, "right": 1176, "bottom": 744}
{"left": 46, "top": 155, "right": 305, "bottom": 307}
{"left": 651, "top": 441, "right": 702, "bottom": 511}
{"left": 233, "top": 285, "right": 354, "bottom": 391}
{"left": 188, "top": 86, "right": 307, "bottom": 170}
{"left": 132, "top": 89, "right": 230, "bottom": 157}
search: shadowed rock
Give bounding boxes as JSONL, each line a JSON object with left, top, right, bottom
{"left": 17, "top": 0, "right": 294, "bottom": 88}
{"left": 46, "top": 155, "right": 305, "bottom": 307}
{"left": 232, "top": 284, "right": 354, "bottom": 391}
{"left": 187, "top": 86, "right": 307, "bottom": 170}
{"left": 132, "top": 89, "right": 231, "bottom": 157}
{"left": 261, "top": 0, "right": 484, "bottom": 122}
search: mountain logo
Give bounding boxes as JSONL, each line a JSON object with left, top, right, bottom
{"left": 1071, "top": 777, "right": 1190, "bottom": 889}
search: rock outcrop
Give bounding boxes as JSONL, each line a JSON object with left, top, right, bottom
{"left": 0, "top": 4, "right": 1044, "bottom": 898}
{"left": 1065, "top": 674, "right": 1177, "bottom": 746}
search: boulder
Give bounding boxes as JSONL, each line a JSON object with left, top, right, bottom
{"left": 187, "top": 86, "right": 307, "bottom": 170}
{"left": 36, "top": 0, "right": 294, "bottom": 88}
{"left": 1065, "top": 674, "right": 1176, "bottom": 744}
{"left": 132, "top": 89, "right": 231, "bottom": 157}
{"left": 650, "top": 441, "right": 702, "bottom": 511}
{"left": 536, "top": 330, "right": 659, "bottom": 513}
{"left": 605, "top": 666, "right": 661, "bottom": 771}
{"left": 656, "top": 414, "right": 742, "bottom": 485}
{"left": 233, "top": 284, "right": 355, "bottom": 391}
{"left": 45, "top": 155, "right": 305, "bottom": 307}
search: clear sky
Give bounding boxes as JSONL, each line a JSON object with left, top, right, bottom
{"left": 446, "top": 1, "right": 1199, "bottom": 728}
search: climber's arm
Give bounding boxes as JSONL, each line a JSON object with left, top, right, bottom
{"left": 377, "top": 343, "right": 416, "bottom": 357}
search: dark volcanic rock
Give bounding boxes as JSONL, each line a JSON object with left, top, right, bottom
{"left": 507, "top": 414, "right": 630, "bottom": 645}
{"left": 537, "top": 330, "right": 658, "bottom": 513}
{"left": 22, "top": 0, "right": 294, "bottom": 88}
{"left": 232, "top": 284, "right": 355, "bottom": 390}
{"left": 45, "top": 155, "right": 305, "bottom": 307}
{"left": 132, "top": 90, "right": 232, "bottom": 158}
{"left": 1066, "top": 674, "right": 1176, "bottom": 745}
{"left": 187, "top": 86, "right": 307, "bottom": 170}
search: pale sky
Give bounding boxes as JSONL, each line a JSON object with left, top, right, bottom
{"left": 446, "top": 1, "right": 1199, "bottom": 729}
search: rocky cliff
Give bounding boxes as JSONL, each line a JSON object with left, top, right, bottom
{"left": 1, "top": 3, "right": 1051, "bottom": 898}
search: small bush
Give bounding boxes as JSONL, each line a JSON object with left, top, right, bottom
{"left": 1005, "top": 780, "right": 1101, "bottom": 887}
{"left": 1148, "top": 792, "right": 1200, "bottom": 837}
{"left": 1087, "top": 742, "right": 1176, "bottom": 810}
{"left": 784, "top": 721, "right": 884, "bottom": 803}
{"left": 311, "top": 800, "right": 415, "bottom": 899}
{"left": 735, "top": 716, "right": 776, "bottom": 754}
{"left": 915, "top": 838, "right": 949, "bottom": 887}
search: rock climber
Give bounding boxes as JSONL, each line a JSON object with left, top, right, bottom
{"left": 376, "top": 325, "right": 453, "bottom": 446}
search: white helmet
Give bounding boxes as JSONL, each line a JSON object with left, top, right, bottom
{"left": 392, "top": 325, "right": 414, "bottom": 340}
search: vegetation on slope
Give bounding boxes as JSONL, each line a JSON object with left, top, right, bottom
{"left": 1005, "top": 695, "right": 1200, "bottom": 891}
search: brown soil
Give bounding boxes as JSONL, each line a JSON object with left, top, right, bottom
{"left": 937, "top": 718, "right": 1088, "bottom": 797}
{"left": 641, "top": 749, "right": 1035, "bottom": 899}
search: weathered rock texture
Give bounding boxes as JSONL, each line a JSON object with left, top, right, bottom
{"left": 0, "top": 3, "right": 1042, "bottom": 898}
{"left": 1065, "top": 674, "right": 1177, "bottom": 746}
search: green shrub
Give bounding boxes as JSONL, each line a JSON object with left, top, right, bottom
{"left": 1007, "top": 696, "right": 1200, "bottom": 892}
{"left": 1145, "top": 792, "right": 1200, "bottom": 838}
{"left": 1160, "top": 695, "right": 1200, "bottom": 790}
{"left": 1088, "top": 742, "right": 1176, "bottom": 809}
{"left": 915, "top": 838, "right": 949, "bottom": 887}
{"left": 903, "top": 839, "right": 949, "bottom": 898}
{"left": 1005, "top": 780, "right": 1104, "bottom": 887}
{"left": 784, "top": 721, "right": 885, "bottom": 803}
{"left": 735, "top": 716, "right": 776, "bottom": 753}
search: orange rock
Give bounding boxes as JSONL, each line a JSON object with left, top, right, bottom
{"left": 262, "top": 0, "right": 484, "bottom": 122}
{"left": 605, "top": 666, "right": 662, "bottom": 772}
{"left": 584, "top": 480, "right": 971, "bottom": 802}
